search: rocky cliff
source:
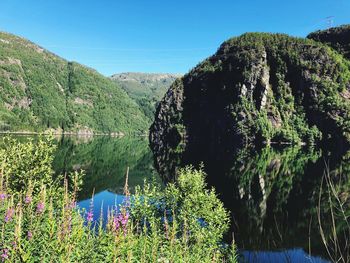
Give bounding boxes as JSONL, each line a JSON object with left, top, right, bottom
{"left": 150, "top": 31, "right": 350, "bottom": 178}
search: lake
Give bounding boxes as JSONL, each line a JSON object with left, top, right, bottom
{"left": 2, "top": 135, "right": 349, "bottom": 263}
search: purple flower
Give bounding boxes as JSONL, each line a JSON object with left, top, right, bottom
{"left": 86, "top": 210, "right": 93, "bottom": 222}
{"left": 36, "top": 202, "right": 45, "bottom": 214}
{"left": 27, "top": 231, "right": 33, "bottom": 240}
{"left": 86, "top": 198, "right": 94, "bottom": 223}
{"left": 120, "top": 213, "right": 129, "bottom": 226}
{"left": 0, "top": 193, "right": 6, "bottom": 201}
{"left": 1, "top": 248, "right": 8, "bottom": 261}
{"left": 4, "top": 208, "right": 14, "bottom": 222}
{"left": 113, "top": 212, "right": 129, "bottom": 234}
{"left": 24, "top": 196, "right": 32, "bottom": 204}
{"left": 113, "top": 215, "right": 120, "bottom": 231}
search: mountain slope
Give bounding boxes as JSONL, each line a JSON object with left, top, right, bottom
{"left": 150, "top": 32, "right": 350, "bottom": 174}
{"left": 0, "top": 32, "right": 149, "bottom": 133}
{"left": 111, "top": 72, "right": 181, "bottom": 121}
{"left": 307, "top": 24, "right": 350, "bottom": 60}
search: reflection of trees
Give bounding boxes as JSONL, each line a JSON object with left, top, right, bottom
{"left": 218, "top": 146, "right": 349, "bottom": 259}
{"left": 53, "top": 136, "right": 159, "bottom": 200}
{"left": 221, "top": 146, "right": 323, "bottom": 250}
{"left": 152, "top": 142, "right": 350, "bottom": 259}
{"left": 237, "top": 146, "right": 349, "bottom": 259}
{"left": 232, "top": 146, "right": 321, "bottom": 220}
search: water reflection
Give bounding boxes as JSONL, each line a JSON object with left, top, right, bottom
{"left": 240, "top": 248, "right": 330, "bottom": 263}
{"left": 52, "top": 136, "right": 160, "bottom": 200}
{"left": 77, "top": 191, "right": 125, "bottom": 223}
{"left": 152, "top": 142, "right": 350, "bottom": 261}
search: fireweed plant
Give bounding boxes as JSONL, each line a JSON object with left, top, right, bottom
{"left": 0, "top": 136, "right": 237, "bottom": 262}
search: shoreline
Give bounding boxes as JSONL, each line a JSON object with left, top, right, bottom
{"left": 0, "top": 131, "right": 148, "bottom": 137}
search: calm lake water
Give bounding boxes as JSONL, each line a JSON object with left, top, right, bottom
{"left": 2, "top": 135, "right": 349, "bottom": 263}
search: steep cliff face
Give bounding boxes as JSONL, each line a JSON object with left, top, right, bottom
{"left": 150, "top": 32, "right": 350, "bottom": 178}
{"left": 307, "top": 24, "right": 350, "bottom": 60}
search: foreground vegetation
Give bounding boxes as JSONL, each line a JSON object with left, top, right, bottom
{"left": 0, "top": 136, "right": 237, "bottom": 262}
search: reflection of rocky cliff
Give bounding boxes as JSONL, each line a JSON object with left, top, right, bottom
{"left": 53, "top": 136, "right": 159, "bottom": 199}
{"left": 151, "top": 138, "right": 349, "bottom": 257}
{"left": 214, "top": 146, "right": 323, "bottom": 250}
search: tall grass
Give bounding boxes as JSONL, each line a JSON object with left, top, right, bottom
{"left": 317, "top": 164, "right": 350, "bottom": 263}
{"left": 0, "top": 136, "right": 237, "bottom": 262}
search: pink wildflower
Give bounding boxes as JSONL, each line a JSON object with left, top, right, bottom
{"left": 113, "top": 212, "right": 129, "bottom": 235}
{"left": 86, "top": 210, "right": 93, "bottom": 222}
{"left": 113, "top": 215, "right": 120, "bottom": 231}
{"left": 24, "top": 196, "right": 32, "bottom": 204}
{"left": 86, "top": 198, "right": 94, "bottom": 223}
{"left": 36, "top": 202, "right": 45, "bottom": 214}
{"left": 67, "top": 215, "right": 72, "bottom": 232}
{"left": 0, "top": 193, "right": 6, "bottom": 201}
{"left": 4, "top": 208, "right": 14, "bottom": 222}
{"left": 1, "top": 248, "right": 8, "bottom": 262}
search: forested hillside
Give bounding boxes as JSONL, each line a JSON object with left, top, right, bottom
{"left": 0, "top": 32, "right": 149, "bottom": 134}
{"left": 307, "top": 24, "right": 350, "bottom": 60}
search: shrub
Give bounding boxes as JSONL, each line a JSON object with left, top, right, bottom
{"left": 132, "top": 166, "right": 230, "bottom": 249}
{"left": 0, "top": 136, "right": 56, "bottom": 195}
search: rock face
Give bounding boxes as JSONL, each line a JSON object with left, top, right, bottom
{"left": 150, "top": 32, "right": 350, "bottom": 178}
{"left": 307, "top": 24, "right": 350, "bottom": 60}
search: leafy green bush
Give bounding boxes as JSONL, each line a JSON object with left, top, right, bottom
{"left": 0, "top": 136, "right": 56, "bottom": 195}
{"left": 132, "top": 166, "right": 230, "bottom": 248}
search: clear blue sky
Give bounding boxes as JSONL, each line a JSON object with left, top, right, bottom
{"left": 0, "top": 0, "right": 349, "bottom": 76}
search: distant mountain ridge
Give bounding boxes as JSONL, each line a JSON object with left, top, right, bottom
{"left": 111, "top": 72, "right": 181, "bottom": 83}
{"left": 0, "top": 32, "right": 149, "bottom": 134}
{"left": 111, "top": 72, "right": 182, "bottom": 121}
